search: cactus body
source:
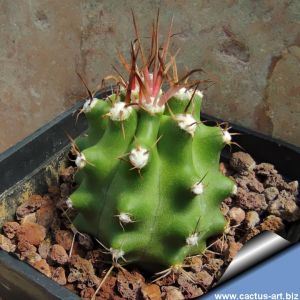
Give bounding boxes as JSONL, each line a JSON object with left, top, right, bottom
{"left": 69, "top": 15, "right": 235, "bottom": 272}
{"left": 71, "top": 93, "right": 234, "bottom": 272}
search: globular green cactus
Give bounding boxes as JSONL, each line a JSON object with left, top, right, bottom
{"left": 68, "top": 14, "right": 236, "bottom": 272}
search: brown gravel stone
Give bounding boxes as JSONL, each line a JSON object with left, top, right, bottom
{"left": 38, "top": 239, "right": 51, "bottom": 259}
{"left": 60, "top": 166, "right": 75, "bottom": 183}
{"left": 161, "top": 286, "right": 184, "bottom": 300}
{"left": 2, "top": 221, "right": 20, "bottom": 239}
{"left": 280, "top": 190, "right": 296, "bottom": 202}
{"left": 264, "top": 174, "right": 289, "bottom": 190}
{"left": 117, "top": 269, "right": 145, "bottom": 299}
{"left": 195, "top": 270, "right": 214, "bottom": 288}
{"left": 204, "top": 258, "right": 224, "bottom": 274}
{"left": 77, "top": 233, "right": 94, "bottom": 250}
{"left": 17, "top": 240, "right": 37, "bottom": 260}
{"left": 188, "top": 256, "right": 203, "bottom": 273}
{"left": 96, "top": 275, "right": 119, "bottom": 300}
{"left": 225, "top": 197, "right": 235, "bottom": 208}
{"left": 141, "top": 284, "right": 162, "bottom": 300}
{"left": 220, "top": 202, "right": 230, "bottom": 215}
{"left": 230, "top": 152, "right": 256, "bottom": 174}
{"left": 16, "top": 195, "right": 44, "bottom": 220}
{"left": 235, "top": 189, "right": 267, "bottom": 212}
{"left": 86, "top": 249, "right": 108, "bottom": 269}
{"left": 259, "top": 215, "right": 285, "bottom": 232}
{"left": 60, "top": 183, "right": 71, "bottom": 198}
{"left": 48, "top": 186, "right": 61, "bottom": 197}
{"left": 50, "top": 214, "right": 62, "bottom": 232}
{"left": 52, "top": 267, "right": 67, "bottom": 285}
{"left": 246, "top": 175, "right": 264, "bottom": 193}
{"left": 20, "top": 212, "right": 37, "bottom": 224}
{"left": 80, "top": 287, "right": 94, "bottom": 300}
{"left": 264, "top": 187, "right": 279, "bottom": 201}
{"left": 16, "top": 222, "right": 46, "bottom": 246}
{"left": 226, "top": 241, "right": 243, "bottom": 261}
{"left": 36, "top": 202, "right": 55, "bottom": 228}
{"left": 243, "top": 227, "right": 261, "bottom": 242}
{"left": 228, "top": 207, "right": 246, "bottom": 224}
{"left": 255, "top": 163, "right": 277, "bottom": 176}
{"left": 234, "top": 173, "right": 264, "bottom": 194}
{"left": 177, "top": 272, "right": 203, "bottom": 299}
{"left": 245, "top": 211, "right": 260, "bottom": 228}
{"left": 49, "top": 244, "right": 69, "bottom": 265}
{"left": 68, "top": 255, "right": 99, "bottom": 286}
{"left": 234, "top": 176, "right": 249, "bottom": 191}
{"left": 210, "top": 237, "right": 228, "bottom": 254}
{"left": 55, "top": 230, "right": 73, "bottom": 251}
{"left": 32, "top": 259, "right": 51, "bottom": 277}
{"left": 0, "top": 234, "right": 16, "bottom": 252}
{"left": 287, "top": 181, "right": 299, "bottom": 196}
{"left": 268, "top": 195, "right": 300, "bottom": 221}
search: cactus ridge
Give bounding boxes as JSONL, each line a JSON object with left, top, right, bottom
{"left": 70, "top": 13, "right": 235, "bottom": 272}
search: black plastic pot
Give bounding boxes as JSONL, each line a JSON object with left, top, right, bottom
{"left": 0, "top": 88, "right": 299, "bottom": 299}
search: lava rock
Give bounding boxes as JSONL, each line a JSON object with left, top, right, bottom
{"left": 55, "top": 230, "right": 73, "bottom": 251}
{"left": 228, "top": 207, "right": 246, "bottom": 224}
{"left": 17, "top": 240, "right": 37, "bottom": 260}
{"left": 68, "top": 255, "right": 99, "bottom": 287}
{"left": 245, "top": 211, "right": 260, "bottom": 228}
{"left": 2, "top": 221, "right": 20, "bottom": 239}
{"left": 117, "top": 269, "right": 145, "bottom": 300}
{"left": 32, "top": 259, "right": 51, "bottom": 277}
{"left": 16, "top": 195, "right": 44, "bottom": 220}
{"left": 255, "top": 163, "right": 277, "bottom": 176}
{"left": 264, "top": 187, "right": 279, "bottom": 202}
{"left": 16, "top": 222, "right": 46, "bottom": 246}
{"left": 52, "top": 267, "right": 67, "bottom": 285}
{"left": 141, "top": 284, "right": 161, "bottom": 300}
{"left": 188, "top": 256, "right": 203, "bottom": 273}
{"left": 235, "top": 189, "right": 267, "bottom": 212}
{"left": 242, "top": 227, "right": 261, "bottom": 242}
{"left": 226, "top": 241, "right": 243, "bottom": 261}
{"left": 268, "top": 195, "right": 300, "bottom": 221}
{"left": 259, "top": 215, "right": 285, "bottom": 232}
{"left": 0, "top": 234, "right": 16, "bottom": 252}
{"left": 49, "top": 244, "right": 69, "bottom": 265}
{"left": 38, "top": 239, "right": 51, "bottom": 259}
{"left": 194, "top": 270, "right": 214, "bottom": 288}
{"left": 230, "top": 152, "right": 256, "bottom": 174}
{"left": 77, "top": 233, "right": 94, "bottom": 250}
{"left": 161, "top": 286, "right": 184, "bottom": 300}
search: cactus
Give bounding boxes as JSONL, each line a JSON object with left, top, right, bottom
{"left": 68, "top": 13, "right": 236, "bottom": 272}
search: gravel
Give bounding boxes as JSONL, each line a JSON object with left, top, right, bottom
{"left": 1, "top": 151, "right": 299, "bottom": 299}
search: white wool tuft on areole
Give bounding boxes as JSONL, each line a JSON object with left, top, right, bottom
{"left": 175, "top": 88, "right": 203, "bottom": 100}
{"left": 66, "top": 198, "right": 73, "bottom": 208}
{"left": 129, "top": 147, "right": 149, "bottom": 169}
{"left": 118, "top": 212, "right": 133, "bottom": 224}
{"left": 110, "top": 248, "right": 125, "bottom": 261}
{"left": 142, "top": 96, "right": 165, "bottom": 114}
{"left": 82, "top": 98, "right": 99, "bottom": 113}
{"left": 231, "top": 184, "right": 238, "bottom": 195}
{"left": 222, "top": 130, "right": 232, "bottom": 144}
{"left": 110, "top": 102, "right": 133, "bottom": 121}
{"left": 75, "top": 153, "right": 87, "bottom": 169}
{"left": 186, "top": 233, "right": 199, "bottom": 246}
{"left": 191, "top": 181, "right": 204, "bottom": 195}
{"left": 176, "top": 114, "right": 197, "bottom": 136}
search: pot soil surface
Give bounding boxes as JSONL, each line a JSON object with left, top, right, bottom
{"left": 0, "top": 151, "right": 299, "bottom": 300}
